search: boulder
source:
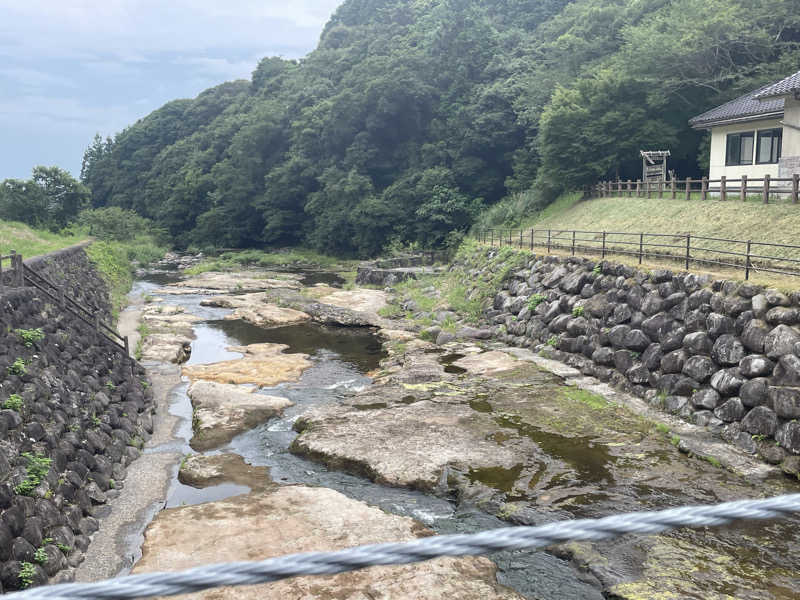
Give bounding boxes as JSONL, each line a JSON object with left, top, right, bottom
{"left": 642, "top": 313, "right": 674, "bottom": 340}
{"left": 739, "top": 355, "right": 775, "bottom": 378}
{"left": 640, "top": 343, "right": 663, "bottom": 371}
{"left": 740, "top": 378, "right": 769, "bottom": 407}
{"left": 683, "top": 331, "right": 713, "bottom": 356}
{"left": 591, "top": 347, "right": 615, "bottom": 366}
{"left": 657, "top": 374, "right": 699, "bottom": 397}
{"left": 624, "top": 329, "right": 651, "bottom": 352}
{"left": 682, "top": 356, "right": 716, "bottom": 383}
{"left": 714, "top": 398, "right": 746, "bottom": 422}
{"left": 710, "top": 334, "right": 745, "bottom": 366}
{"left": 608, "top": 325, "right": 631, "bottom": 349}
{"left": 706, "top": 313, "right": 735, "bottom": 339}
{"left": 641, "top": 292, "right": 664, "bottom": 316}
{"left": 741, "top": 319, "right": 771, "bottom": 353}
{"left": 769, "top": 387, "right": 800, "bottom": 419}
{"left": 776, "top": 421, "right": 800, "bottom": 454}
{"left": 560, "top": 271, "right": 587, "bottom": 294}
{"left": 691, "top": 388, "right": 720, "bottom": 410}
{"left": 741, "top": 406, "right": 779, "bottom": 437}
{"left": 751, "top": 294, "right": 768, "bottom": 319}
{"left": 710, "top": 368, "right": 744, "bottom": 396}
{"left": 661, "top": 350, "right": 687, "bottom": 374}
{"left": 764, "top": 325, "right": 800, "bottom": 359}
{"left": 626, "top": 364, "right": 651, "bottom": 385}
{"left": 660, "top": 327, "right": 686, "bottom": 352}
{"left": 766, "top": 307, "right": 800, "bottom": 326}
{"left": 771, "top": 354, "right": 800, "bottom": 387}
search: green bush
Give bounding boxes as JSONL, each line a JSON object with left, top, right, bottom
{"left": 3, "top": 394, "right": 23, "bottom": 411}
{"left": 8, "top": 358, "right": 26, "bottom": 375}
{"left": 527, "top": 293, "right": 547, "bottom": 312}
{"left": 15, "top": 328, "right": 44, "bottom": 348}
{"left": 14, "top": 453, "right": 52, "bottom": 496}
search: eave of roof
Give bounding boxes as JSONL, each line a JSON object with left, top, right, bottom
{"left": 754, "top": 70, "right": 800, "bottom": 100}
{"left": 689, "top": 83, "right": 784, "bottom": 128}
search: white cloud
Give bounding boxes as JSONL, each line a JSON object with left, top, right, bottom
{"left": 0, "top": 0, "right": 345, "bottom": 179}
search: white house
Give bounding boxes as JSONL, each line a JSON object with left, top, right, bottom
{"left": 690, "top": 70, "right": 800, "bottom": 181}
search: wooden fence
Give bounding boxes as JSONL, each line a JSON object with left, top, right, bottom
{"left": 475, "top": 228, "right": 800, "bottom": 281}
{"left": 0, "top": 251, "right": 130, "bottom": 357}
{"left": 595, "top": 174, "right": 800, "bottom": 204}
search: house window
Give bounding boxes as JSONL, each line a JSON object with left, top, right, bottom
{"left": 726, "top": 131, "right": 754, "bottom": 166}
{"left": 756, "top": 128, "right": 782, "bottom": 164}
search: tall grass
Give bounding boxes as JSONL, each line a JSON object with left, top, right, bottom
{"left": 0, "top": 221, "right": 85, "bottom": 257}
{"left": 184, "top": 248, "right": 349, "bottom": 275}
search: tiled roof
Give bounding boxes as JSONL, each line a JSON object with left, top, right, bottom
{"left": 754, "top": 70, "right": 800, "bottom": 99}
{"left": 689, "top": 83, "right": 784, "bottom": 128}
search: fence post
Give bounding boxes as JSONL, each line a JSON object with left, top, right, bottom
{"left": 720, "top": 175, "right": 727, "bottom": 202}
{"left": 647, "top": 180, "right": 652, "bottom": 199}
{"left": 14, "top": 253, "right": 23, "bottom": 287}
{"left": 627, "top": 179, "right": 633, "bottom": 197}
{"left": 94, "top": 312, "right": 101, "bottom": 338}
{"left": 639, "top": 233, "right": 644, "bottom": 264}
{"left": 602, "top": 231, "right": 607, "bottom": 258}
{"left": 0, "top": 255, "right": 3, "bottom": 292}
{"left": 763, "top": 174, "right": 770, "bottom": 204}
{"left": 793, "top": 174, "right": 799, "bottom": 204}
{"left": 685, "top": 178, "right": 691, "bottom": 201}
{"left": 571, "top": 230, "right": 576, "bottom": 256}
{"left": 685, "top": 234, "right": 691, "bottom": 270}
{"left": 124, "top": 335, "right": 130, "bottom": 357}
{"left": 745, "top": 240, "right": 752, "bottom": 281}
{"left": 58, "top": 286, "right": 65, "bottom": 308}
{"left": 671, "top": 177, "right": 676, "bottom": 200}
{"left": 530, "top": 230, "right": 534, "bottom": 251}
{"left": 519, "top": 229, "right": 523, "bottom": 249}
{"left": 508, "top": 230, "right": 512, "bottom": 246}
{"left": 547, "top": 230, "right": 551, "bottom": 253}
{"left": 636, "top": 179, "right": 641, "bottom": 197}
{"left": 658, "top": 179, "right": 664, "bottom": 198}
{"left": 741, "top": 175, "right": 747, "bottom": 202}
{"left": 701, "top": 177, "right": 708, "bottom": 201}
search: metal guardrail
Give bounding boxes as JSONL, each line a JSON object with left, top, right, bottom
{"left": 476, "top": 228, "right": 800, "bottom": 280}
{"left": 0, "top": 250, "right": 130, "bottom": 356}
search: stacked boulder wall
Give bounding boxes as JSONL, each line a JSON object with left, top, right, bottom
{"left": 0, "top": 247, "right": 153, "bottom": 591}
{"left": 458, "top": 245, "right": 800, "bottom": 469}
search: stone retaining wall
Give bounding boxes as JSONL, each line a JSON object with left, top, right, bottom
{"left": 0, "top": 246, "right": 152, "bottom": 591}
{"left": 461, "top": 247, "right": 800, "bottom": 471}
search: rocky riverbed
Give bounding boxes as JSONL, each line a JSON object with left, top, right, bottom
{"left": 77, "top": 255, "right": 800, "bottom": 599}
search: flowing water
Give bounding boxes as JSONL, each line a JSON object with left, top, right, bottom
{"left": 131, "top": 269, "right": 604, "bottom": 599}
{"left": 131, "top": 267, "right": 800, "bottom": 599}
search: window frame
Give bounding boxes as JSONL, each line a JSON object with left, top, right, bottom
{"left": 755, "top": 127, "right": 782, "bottom": 165}
{"left": 725, "top": 131, "right": 755, "bottom": 166}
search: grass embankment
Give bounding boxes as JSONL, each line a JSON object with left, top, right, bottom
{"left": 486, "top": 193, "right": 800, "bottom": 288}
{"left": 86, "top": 238, "right": 166, "bottom": 320}
{"left": 0, "top": 221, "right": 85, "bottom": 257}
{"left": 184, "top": 248, "right": 351, "bottom": 275}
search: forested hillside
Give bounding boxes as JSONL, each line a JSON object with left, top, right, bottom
{"left": 79, "top": 0, "right": 800, "bottom": 256}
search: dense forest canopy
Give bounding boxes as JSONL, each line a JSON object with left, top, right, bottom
{"left": 75, "top": 0, "right": 800, "bottom": 256}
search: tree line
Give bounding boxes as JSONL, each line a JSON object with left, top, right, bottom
{"left": 73, "top": 0, "right": 799, "bottom": 256}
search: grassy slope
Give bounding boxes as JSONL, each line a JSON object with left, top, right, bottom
{"left": 482, "top": 193, "right": 800, "bottom": 287}
{"left": 0, "top": 221, "right": 85, "bottom": 257}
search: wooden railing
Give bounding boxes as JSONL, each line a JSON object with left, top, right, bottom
{"left": 595, "top": 174, "right": 800, "bottom": 204}
{"left": 475, "top": 228, "right": 800, "bottom": 281}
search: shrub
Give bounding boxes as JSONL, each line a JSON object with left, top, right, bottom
{"left": 527, "top": 293, "right": 547, "bottom": 312}
{"left": 8, "top": 358, "right": 26, "bottom": 375}
{"left": 15, "top": 328, "right": 44, "bottom": 347}
{"left": 14, "top": 453, "right": 52, "bottom": 496}
{"left": 3, "top": 394, "right": 23, "bottom": 411}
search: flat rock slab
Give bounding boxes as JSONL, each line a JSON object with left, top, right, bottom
{"left": 319, "top": 289, "right": 388, "bottom": 315}
{"left": 226, "top": 304, "right": 310, "bottom": 328}
{"left": 187, "top": 381, "right": 293, "bottom": 450}
{"left": 293, "top": 398, "right": 531, "bottom": 490}
{"left": 179, "top": 453, "right": 274, "bottom": 492}
{"left": 183, "top": 343, "right": 312, "bottom": 386}
{"left": 175, "top": 271, "right": 302, "bottom": 292}
{"left": 453, "top": 351, "right": 520, "bottom": 376}
{"left": 141, "top": 332, "right": 194, "bottom": 364}
{"left": 132, "top": 486, "right": 521, "bottom": 600}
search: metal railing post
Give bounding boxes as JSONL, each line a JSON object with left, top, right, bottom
{"left": 745, "top": 240, "right": 752, "bottom": 281}
{"left": 671, "top": 177, "right": 676, "bottom": 200}
{"left": 685, "top": 234, "right": 691, "bottom": 270}
{"left": 571, "top": 230, "right": 576, "bottom": 255}
{"left": 519, "top": 229, "right": 523, "bottom": 249}
{"left": 490, "top": 229, "right": 494, "bottom": 247}
{"left": 530, "top": 230, "right": 534, "bottom": 251}
{"left": 602, "top": 231, "right": 607, "bottom": 258}
{"left": 547, "top": 229, "right": 551, "bottom": 253}
{"left": 639, "top": 233, "right": 644, "bottom": 264}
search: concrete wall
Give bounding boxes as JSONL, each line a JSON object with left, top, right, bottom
{"left": 779, "top": 96, "right": 800, "bottom": 177}
{"left": 708, "top": 118, "right": 782, "bottom": 180}
{"left": 459, "top": 247, "right": 800, "bottom": 474}
{"left": 0, "top": 246, "right": 152, "bottom": 591}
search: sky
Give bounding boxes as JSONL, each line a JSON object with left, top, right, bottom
{"left": 0, "top": 0, "right": 344, "bottom": 181}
